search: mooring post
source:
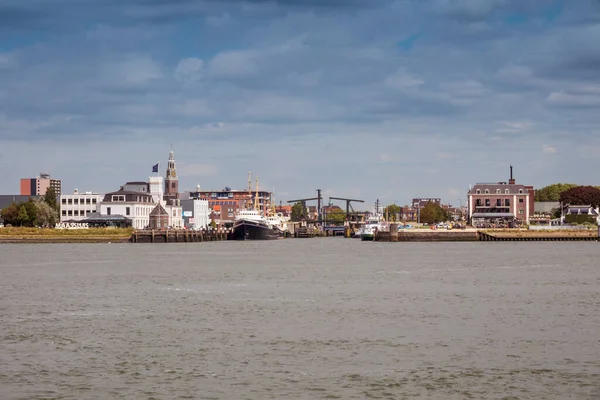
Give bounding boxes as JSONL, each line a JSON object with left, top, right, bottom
{"left": 151, "top": 230, "right": 155, "bottom": 243}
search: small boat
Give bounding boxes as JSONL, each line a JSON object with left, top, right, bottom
{"left": 358, "top": 199, "right": 386, "bottom": 241}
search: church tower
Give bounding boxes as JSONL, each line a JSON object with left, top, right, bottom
{"left": 164, "top": 148, "right": 179, "bottom": 204}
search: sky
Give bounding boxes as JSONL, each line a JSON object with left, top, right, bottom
{"left": 1, "top": 0, "right": 599, "bottom": 208}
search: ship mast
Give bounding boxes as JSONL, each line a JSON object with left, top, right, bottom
{"left": 254, "top": 176, "right": 259, "bottom": 212}
{"left": 246, "top": 171, "right": 252, "bottom": 210}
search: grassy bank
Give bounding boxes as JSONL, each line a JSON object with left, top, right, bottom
{"left": 0, "top": 227, "right": 134, "bottom": 243}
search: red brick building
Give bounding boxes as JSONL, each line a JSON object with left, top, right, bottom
{"left": 467, "top": 166, "right": 534, "bottom": 226}
{"left": 189, "top": 187, "right": 273, "bottom": 226}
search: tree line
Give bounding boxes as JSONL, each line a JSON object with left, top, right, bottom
{"left": 536, "top": 184, "right": 600, "bottom": 208}
{"left": 0, "top": 188, "right": 60, "bottom": 227}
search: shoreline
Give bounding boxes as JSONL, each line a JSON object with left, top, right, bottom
{"left": 0, "top": 227, "right": 598, "bottom": 243}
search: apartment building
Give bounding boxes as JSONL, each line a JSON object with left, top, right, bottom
{"left": 60, "top": 189, "right": 103, "bottom": 221}
{"left": 20, "top": 173, "right": 62, "bottom": 196}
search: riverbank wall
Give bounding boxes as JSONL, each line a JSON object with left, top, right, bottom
{"left": 374, "top": 228, "right": 599, "bottom": 242}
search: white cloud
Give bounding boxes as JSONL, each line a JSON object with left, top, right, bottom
{"left": 208, "top": 50, "right": 259, "bottom": 78}
{"left": 104, "top": 56, "right": 162, "bottom": 84}
{"left": 541, "top": 144, "right": 557, "bottom": 154}
{"left": 172, "top": 100, "right": 214, "bottom": 117}
{"left": 206, "top": 13, "right": 232, "bottom": 27}
{"left": 175, "top": 57, "right": 204, "bottom": 82}
{"left": 546, "top": 91, "right": 600, "bottom": 107}
{"left": 384, "top": 68, "right": 424, "bottom": 89}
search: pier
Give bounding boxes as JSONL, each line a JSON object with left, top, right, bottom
{"left": 373, "top": 227, "right": 599, "bottom": 242}
{"left": 130, "top": 228, "right": 230, "bottom": 243}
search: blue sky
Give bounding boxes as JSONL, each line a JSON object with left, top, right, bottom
{"left": 1, "top": 0, "right": 599, "bottom": 208}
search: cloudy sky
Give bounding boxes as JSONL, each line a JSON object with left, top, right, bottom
{"left": 1, "top": 0, "right": 599, "bottom": 208}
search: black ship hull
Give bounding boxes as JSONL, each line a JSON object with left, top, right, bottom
{"left": 231, "top": 220, "right": 281, "bottom": 240}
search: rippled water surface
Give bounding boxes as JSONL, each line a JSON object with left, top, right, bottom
{"left": 1, "top": 240, "right": 600, "bottom": 399}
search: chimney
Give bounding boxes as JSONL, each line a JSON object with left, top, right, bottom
{"left": 509, "top": 165, "right": 515, "bottom": 185}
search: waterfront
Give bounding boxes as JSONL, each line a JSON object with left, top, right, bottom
{"left": 1, "top": 240, "right": 600, "bottom": 399}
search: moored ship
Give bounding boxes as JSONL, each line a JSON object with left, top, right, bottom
{"left": 231, "top": 209, "right": 281, "bottom": 240}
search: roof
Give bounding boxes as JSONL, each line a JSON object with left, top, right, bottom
{"left": 0, "top": 195, "right": 41, "bottom": 210}
{"left": 150, "top": 204, "right": 169, "bottom": 217}
{"left": 82, "top": 212, "right": 131, "bottom": 221}
{"left": 471, "top": 212, "right": 515, "bottom": 218}
{"left": 124, "top": 181, "right": 148, "bottom": 185}
{"left": 469, "top": 183, "right": 530, "bottom": 195}
{"left": 103, "top": 190, "right": 155, "bottom": 203}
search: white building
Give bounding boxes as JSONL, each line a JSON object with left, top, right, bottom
{"left": 99, "top": 189, "right": 156, "bottom": 229}
{"left": 60, "top": 189, "right": 103, "bottom": 221}
{"left": 192, "top": 199, "right": 210, "bottom": 230}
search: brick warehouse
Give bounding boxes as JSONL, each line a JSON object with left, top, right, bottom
{"left": 467, "top": 166, "right": 534, "bottom": 227}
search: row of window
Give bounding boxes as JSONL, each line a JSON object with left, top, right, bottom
{"left": 61, "top": 198, "right": 98, "bottom": 205}
{"left": 62, "top": 210, "right": 93, "bottom": 216}
{"left": 475, "top": 188, "right": 524, "bottom": 194}
{"left": 476, "top": 198, "right": 525, "bottom": 207}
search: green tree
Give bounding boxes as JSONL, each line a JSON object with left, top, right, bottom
{"left": 43, "top": 187, "right": 59, "bottom": 211}
{"left": 35, "top": 198, "right": 59, "bottom": 227}
{"left": 384, "top": 204, "right": 402, "bottom": 221}
{"left": 324, "top": 206, "right": 346, "bottom": 225}
{"left": 291, "top": 202, "right": 305, "bottom": 222}
{"left": 17, "top": 205, "right": 30, "bottom": 226}
{"left": 23, "top": 199, "right": 38, "bottom": 227}
{"left": 419, "top": 202, "right": 447, "bottom": 224}
{"left": 0, "top": 203, "right": 19, "bottom": 226}
{"left": 534, "top": 183, "right": 578, "bottom": 201}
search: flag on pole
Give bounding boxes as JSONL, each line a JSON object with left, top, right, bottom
{"left": 152, "top": 163, "right": 159, "bottom": 173}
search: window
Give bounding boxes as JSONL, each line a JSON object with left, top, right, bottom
{"left": 519, "top": 198, "right": 524, "bottom": 203}
{"left": 126, "top": 207, "right": 130, "bottom": 216}
{"left": 74, "top": 198, "right": 79, "bottom": 205}
{"left": 519, "top": 209, "right": 524, "bottom": 214}
{"left": 112, "top": 195, "right": 125, "bottom": 202}
{"left": 171, "top": 182, "right": 176, "bottom": 189}
{"left": 519, "top": 189, "right": 523, "bottom": 194}
{"left": 62, "top": 210, "right": 66, "bottom": 216}
{"left": 496, "top": 189, "right": 500, "bottom": 194}
{"left": 61, "top": 199, "right": 66, "bottom": 205}
{"left": 86, "top": 198, "right": 90, "bottom": 204}
{"left": 496, "top": 199, "right": 501, "bottom": 206}
{"left": 505, "top": 189, "right": 509, "bottom": 194}
{"left": 485, "top": 189, "right": 490, "bottom": 194}
{"left": 485, "top": 199, "right": 490, "bottom": 206}
{"left": 74, "top": 210, "right": 79, "bottom": 216}
{"left": 68, "top": 210, "right": 73, "bottom": 216}
{"left": 107, "top": 207, "right": 111, "bottom": 215}
{"left": 92, "top": 198, "right": 97, "bottom": 204}
{"left": 68, "top": 199, "right": 72, "bottom": 205}
{"left": 505, "top": 199, "right": 510, "bottom": 206}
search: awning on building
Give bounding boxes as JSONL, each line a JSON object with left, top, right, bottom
{"left": 471, "top": 212, "right": 515, "bottom": 218}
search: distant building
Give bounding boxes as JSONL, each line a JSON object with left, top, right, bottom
{"left": 91, "top": 149, "right": 184, "bottom": 229}
{"left": 149, "top": 204, "right": 170, "bottom": 229}
{"left": 20, "top": 173, "right": 61, "bottom": 196}
{"left": 189, "top": 184, "right": 272, "bottom": 226}
{"left": 467, "top": 166, "right": 534, "bottom": 226}
{"left": 99, "top": 189, "right": 156, "bottom": 229}
{"left": 192, "top": 198, "right": 210, "bottom": 230}
{"left": 0, "top": 195, "right": 41, "bottom": 212}
{"left": 59, "top": 189, "right": 103, "bottom": 222}
{"left": 412, "top": 198, "right": 441, "bottom": 208}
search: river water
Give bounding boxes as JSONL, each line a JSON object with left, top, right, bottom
{"left": 1, "top": 240, "right": 599, "bottom": 399}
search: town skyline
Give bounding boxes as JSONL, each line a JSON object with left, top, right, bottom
{"left": 1, "top": 0, "right": 599, "bottom": 205}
